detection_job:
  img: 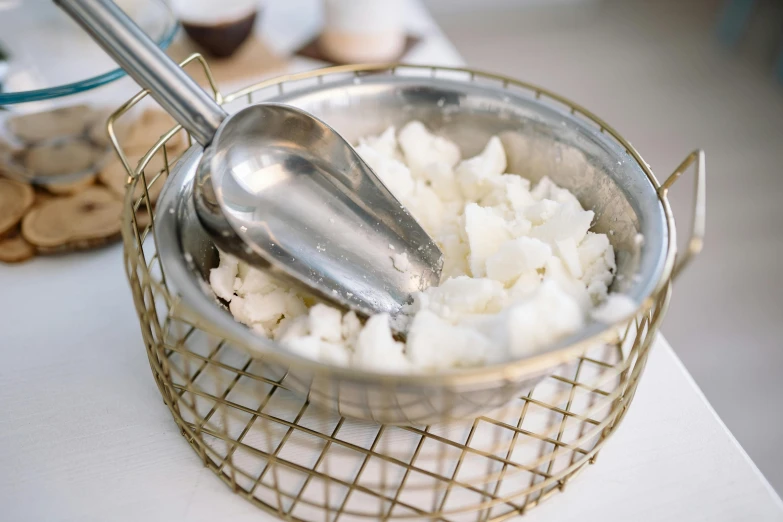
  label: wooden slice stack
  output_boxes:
[0,108,187,264]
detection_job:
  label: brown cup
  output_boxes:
[181,10,258,58]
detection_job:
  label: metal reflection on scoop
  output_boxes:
[56,0,443,323]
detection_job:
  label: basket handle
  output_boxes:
[55,0,226,146]
[658,150,706,281]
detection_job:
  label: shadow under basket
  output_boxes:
[112,58,704,520]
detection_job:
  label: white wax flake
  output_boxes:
[243,289,289,323]
[472,280,585,358]
[352,314,410,372]
[210,121,627,372]
[414,276,505,321]
[508,270,542,300]
[209,251,238,302]
[591,294,638,323]
[356,143,414,198]
[360,126,399,160]
[407,310,498,368]
[455,136,507,200]
[486,237,551,285]
[524,199,560,225]
[556,238,583,279]
[392,252,411,273]
[530,204,594,246]
[399,120,461,177]
[464,203,511,277]
[341,311,362,346]
[234,267,277,297]
[308,304,343,343]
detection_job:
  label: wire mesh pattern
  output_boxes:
[113,59,682,520]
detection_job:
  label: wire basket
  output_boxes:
[111,57,703,520]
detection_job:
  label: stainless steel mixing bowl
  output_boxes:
[149,64,704,425]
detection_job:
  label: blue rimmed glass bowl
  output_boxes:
[0,0,177,105]
[0,0,177,186]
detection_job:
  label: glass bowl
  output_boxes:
[0,0,177,105]
[0,0,177,187]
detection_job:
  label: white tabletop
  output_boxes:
[2,1,782,521]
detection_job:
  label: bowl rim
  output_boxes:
[138,63,680,388]
[0,0,178,105]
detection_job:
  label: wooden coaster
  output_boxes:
[21,186,123,254]
[8,105,96,144]
[0,227,35,264]
[167,34,286,88]
[294,34,421,65]
[0,178,34,236]
[0,108,188,264]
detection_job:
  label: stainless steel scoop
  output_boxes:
[56,0,443,322]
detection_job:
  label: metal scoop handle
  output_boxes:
[55,0,226,146]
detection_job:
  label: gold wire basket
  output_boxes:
[111,57,704,520]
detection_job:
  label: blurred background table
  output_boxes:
[1,0,782,520]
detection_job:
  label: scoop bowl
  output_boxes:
[194,102,443,325]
